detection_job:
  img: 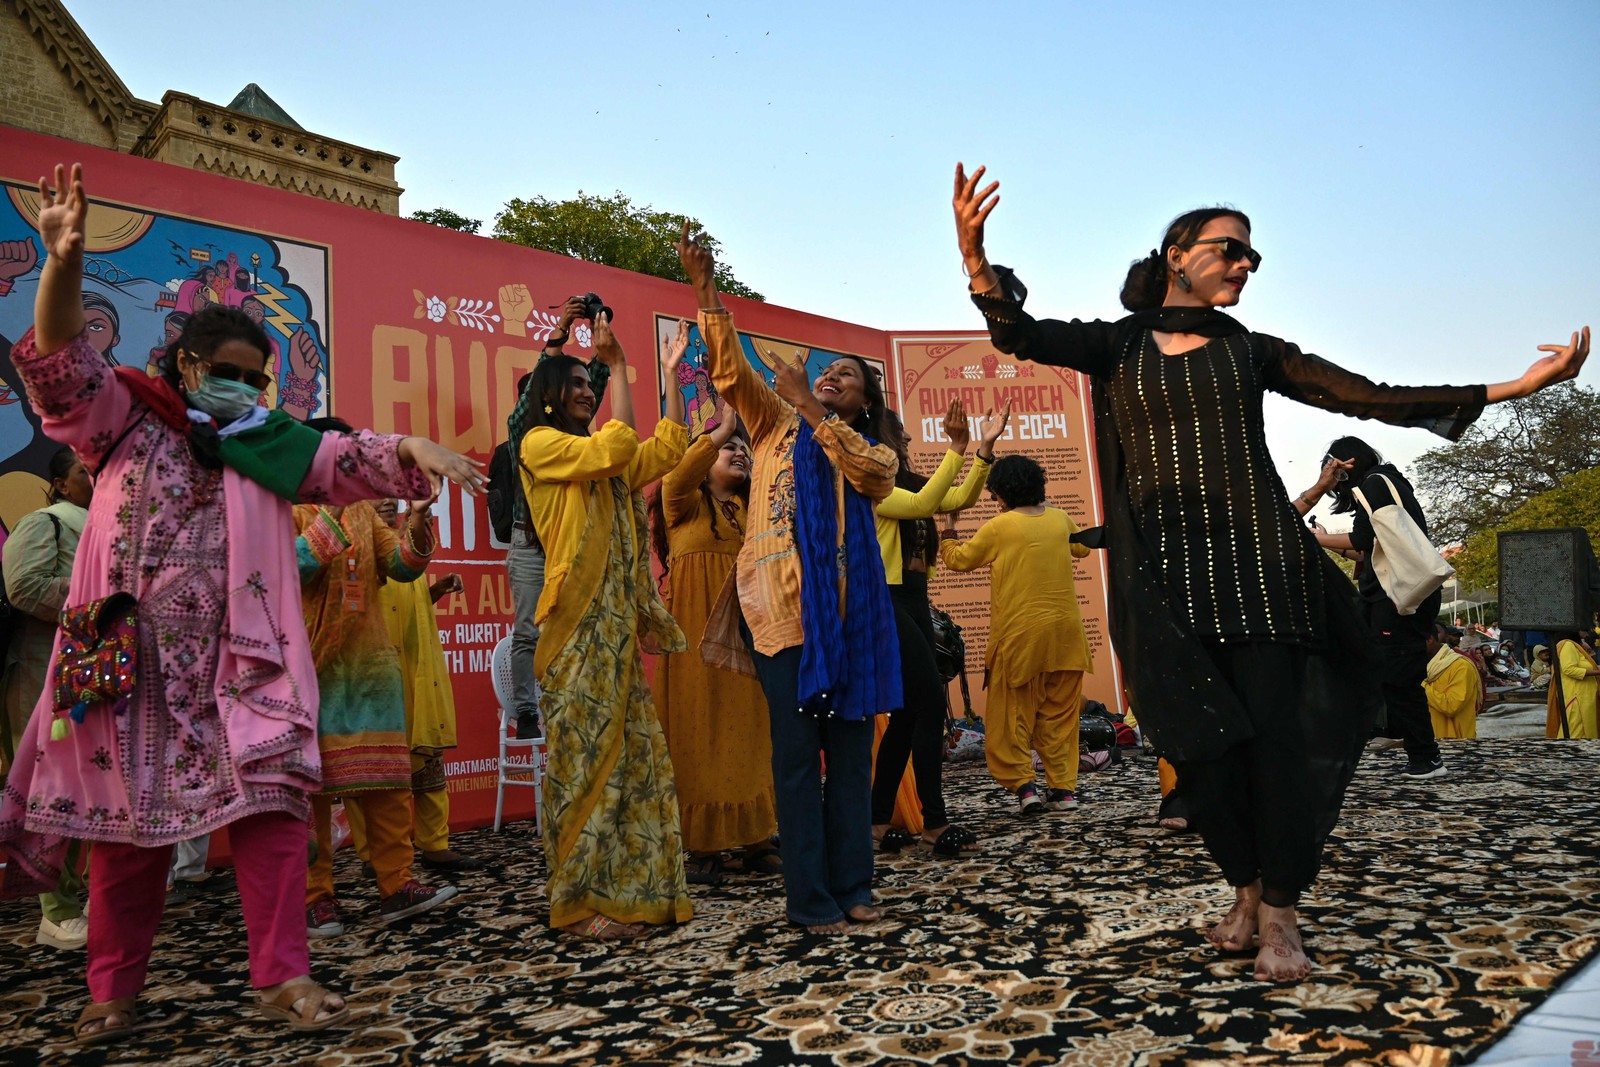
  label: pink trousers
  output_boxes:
[86,809,311,1000]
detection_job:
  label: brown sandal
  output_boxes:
[563,915,651,941]
[74,998,186,1047]
[256,979,351,1032]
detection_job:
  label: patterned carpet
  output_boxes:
[2,739,1598,1066]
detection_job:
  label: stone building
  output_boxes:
[0,0,402,213]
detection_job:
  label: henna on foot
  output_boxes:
[1206,881,1261,953]
[1254,903,1311,981]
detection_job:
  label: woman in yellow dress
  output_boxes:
[650,347,779,882]
[1547,630,1599,739]
[938,454,1093,813]
[517,313,691,940]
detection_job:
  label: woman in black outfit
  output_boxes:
[1303,437,1446,779]
[951,162,1588,981]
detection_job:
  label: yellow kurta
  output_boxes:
[521,416,693,929]
[938,508,1093,686]
[1547,639,1599,739]
[1424,650,1481,740]
[651,434,777,853]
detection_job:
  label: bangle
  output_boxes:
[939,529,959,541]
[960,257,989,279]
[1298,493,1315,508]
[976,450,994,464]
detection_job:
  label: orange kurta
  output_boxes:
[651,435,777,853]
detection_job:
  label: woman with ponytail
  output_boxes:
[676,224,900,935]
[952,162,1588,981]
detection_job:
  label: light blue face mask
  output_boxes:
[188,374,264,423]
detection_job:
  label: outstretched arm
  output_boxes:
[660,318,689,425]
[678,222,785,440]
[1483,327,1589,402]
[591,314,633,430]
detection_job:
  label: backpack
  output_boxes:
[486,440,520,544]
[0,511,63,666]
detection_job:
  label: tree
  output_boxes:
[1450,464,1600,592]
[492,192,764,301]
[1413,383,1600,547]
[410,208,481,234]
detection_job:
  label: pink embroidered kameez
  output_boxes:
[0,329,429,893]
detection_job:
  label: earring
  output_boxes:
[1176,269,1193,292]
[543,404,554,414]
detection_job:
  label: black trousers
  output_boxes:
[1173,642,1321,908]
[869,574,949,829]
[1363,594,1441,766]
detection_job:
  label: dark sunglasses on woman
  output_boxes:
[203,361,274,391]
[1185,236,1262,272]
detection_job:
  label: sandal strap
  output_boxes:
[265,979,337,1022]
[939,825,978,847]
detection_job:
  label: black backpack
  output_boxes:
[486,440,520,544]
[0,511,63,666]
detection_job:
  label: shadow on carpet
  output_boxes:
[2,739,1598,1066]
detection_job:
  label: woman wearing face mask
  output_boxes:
[0,446,94,952]
[952,163,1588,981]
[0,164,485,1045]
[518,315,692,941]
[649,363,778,885]
[677,225,901,935]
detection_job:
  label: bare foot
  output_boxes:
[805,919,850,934]
[1206,882,1261,953]
[1254,903,1311,981]
[847,904,885,923]
[1158,817,1189,832]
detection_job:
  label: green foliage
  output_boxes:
[410,208,482,234]
[492,192,764,301]
[1451,464,1600,590]
[1413,383,1600,546]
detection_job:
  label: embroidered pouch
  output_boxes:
[52,592,139,733]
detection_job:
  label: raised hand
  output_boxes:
[591,312,625,367]
[979,397,1013,453]
[942,397,970,453]
[773,352,814,410]
[661,318,690,374]
[37,163,87,264]
[676,221,720,305]
[398,437,487,496]
[708,397,737,446]
[497,283,534,337]
[953,163,1000,269]
[289,328,322,380]
[1523,327,1590,393]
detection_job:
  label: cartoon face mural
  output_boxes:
[0,182,332,531]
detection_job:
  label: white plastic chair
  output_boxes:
[489,633,546,833]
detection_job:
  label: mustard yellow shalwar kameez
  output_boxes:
[940,507,1093,793]
[1547,639,1599,739]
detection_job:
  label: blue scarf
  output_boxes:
[791,419,902,719]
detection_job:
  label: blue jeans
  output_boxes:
[750,644,875,926]
[506,537,545,724]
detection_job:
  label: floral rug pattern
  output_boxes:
[1,739,1597,1066]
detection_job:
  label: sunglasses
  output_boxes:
[202,361,273,391]
[1186,236,1262,272]
[1322,453,1349,481]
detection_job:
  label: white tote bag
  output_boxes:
[1352,473,1455,615]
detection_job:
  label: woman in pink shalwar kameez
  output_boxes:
[0,164,487,1045]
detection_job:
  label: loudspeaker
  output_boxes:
[1497,527,1599,631]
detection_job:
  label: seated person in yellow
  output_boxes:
[1547,630,1599,739]
[938,455,1092,814]
[1423,623,1482,740]
[517,313,692,941]
[870,398,1007,858]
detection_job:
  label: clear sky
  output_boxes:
[70,0,1599,531]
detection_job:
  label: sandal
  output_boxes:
[875,828,916,854]
[926,824,979,858]
[256,979,351,1032]
[736,845,783,876]
[75,998,186,1047]
[564,915,650,941]
[685,852,724,885]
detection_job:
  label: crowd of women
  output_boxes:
[0,159,1589,1048]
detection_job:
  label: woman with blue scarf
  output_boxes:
[677,225,901,934]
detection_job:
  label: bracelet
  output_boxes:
[939,529,959,541]
[976,450,994,464]
[960,257,989,279]
[279,372,320,411]
[404,515,436,557]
